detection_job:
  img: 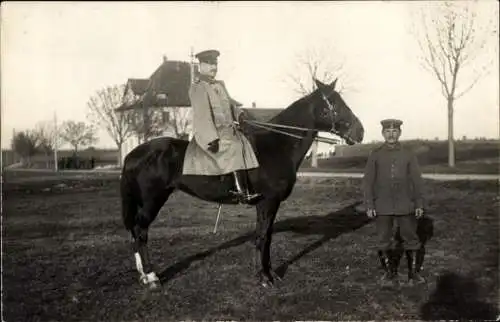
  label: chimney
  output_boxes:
[162,55,168,63]
[252,102,256,108]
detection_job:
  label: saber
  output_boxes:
[213,203,223,234]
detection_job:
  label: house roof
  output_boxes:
[125,78,149,96]
[115,100,165,112]
[242,108,284,122]
[116,57,246,112]
[115,101,140,112]
[144,60,193,107]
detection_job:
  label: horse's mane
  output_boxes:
[270,91,316,124]
[241,90,317,139]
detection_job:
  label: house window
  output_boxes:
[162,110,170,123]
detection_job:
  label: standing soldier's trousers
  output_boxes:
[376,214,420,251]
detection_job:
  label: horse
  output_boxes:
[120,78,364,290]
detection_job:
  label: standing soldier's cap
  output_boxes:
[381,119,403,129]
[195,49,220,64]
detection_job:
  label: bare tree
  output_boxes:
[287,45,356,96]
[60,120,98,153]
[11,130,39,167]
[411,1,498,167]
[33,120,56,168]
[163,107,192,140]
[287,45,355,167]
[87,85,135,166]
[128,108,164,143]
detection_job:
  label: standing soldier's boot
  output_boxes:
[378,250,388,270]
[391,246,404,278]
[379,250,397,286]
[231,171,262,204]
[406,250,425,285]
[416,246,426,273]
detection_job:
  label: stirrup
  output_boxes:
[244,192,262,203]
[230,190,262,204]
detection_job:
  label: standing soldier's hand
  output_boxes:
[366,208,377,218]
[415,208,424,218]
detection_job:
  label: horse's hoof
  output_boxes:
[258,271,276,288]
[150,280,162,289]
[270,270,283,282]
[147,281,163,293]
[260,279,275,288]
[139,272,162,292]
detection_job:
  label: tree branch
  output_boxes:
[87,84,135,148]
[287,46,352,95]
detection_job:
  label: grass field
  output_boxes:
[3,175,499,321]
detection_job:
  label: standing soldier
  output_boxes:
[182,49,262,204]
[363,119,426,285]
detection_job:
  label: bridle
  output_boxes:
[241,88,343,141]
[320,89,341,136]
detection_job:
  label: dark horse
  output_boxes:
[120,78,364,290]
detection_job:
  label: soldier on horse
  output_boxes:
[182,49,261,204]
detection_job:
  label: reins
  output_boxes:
[237,87,343,144]
[240,120,312,139]
[239,119,341,144]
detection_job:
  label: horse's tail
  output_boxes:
[120,155,140,232]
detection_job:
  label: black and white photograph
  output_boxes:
[1,1,499,321]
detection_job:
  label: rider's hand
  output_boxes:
[207,139,219,153]
[367,208,377,218]
[238,109,250,124]
[232,121,242,131]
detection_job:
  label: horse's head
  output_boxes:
[312,78,364,145]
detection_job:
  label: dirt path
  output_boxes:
[4,169,499,184]
[298,172,500,181]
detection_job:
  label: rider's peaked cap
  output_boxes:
[380,119,403,130]
[195,49,220,64]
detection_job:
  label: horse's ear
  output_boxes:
[314,78,326,90]
[329,78,338,90]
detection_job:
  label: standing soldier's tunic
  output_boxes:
[363,143,424,251]
[182,77,259,176]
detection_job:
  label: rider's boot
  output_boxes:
[231,171,262,204]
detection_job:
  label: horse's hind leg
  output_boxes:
[132,188,173,290]
[254,198,281,287]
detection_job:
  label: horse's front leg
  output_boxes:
[254,198,281,287]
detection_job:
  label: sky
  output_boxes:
[2,1,499,152]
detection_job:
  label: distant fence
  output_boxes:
[2,149,119,169]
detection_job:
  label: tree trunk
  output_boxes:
[143,104,150,142]
[311,140,318,168]
[447,97,455,167]
[117,143,123,167]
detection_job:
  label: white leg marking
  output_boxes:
[134,252,146,279]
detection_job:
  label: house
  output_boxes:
[116,56,197,161]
